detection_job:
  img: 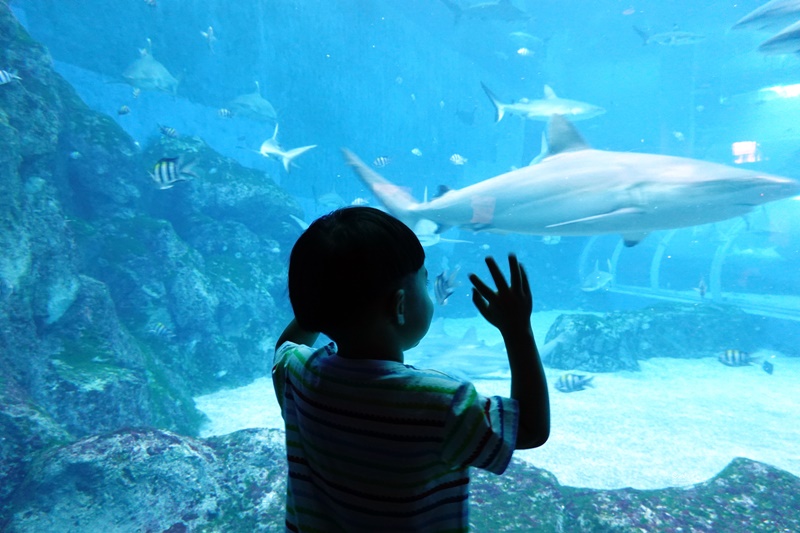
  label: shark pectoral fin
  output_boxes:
[622,232,649,247]
[545,207,645,229]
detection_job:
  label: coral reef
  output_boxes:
[0,5,301,518]
[3,427,798,532]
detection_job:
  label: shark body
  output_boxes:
[342,115,799,246]
[481,83,605,122]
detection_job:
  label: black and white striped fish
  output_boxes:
[158,124,178,138]
[555,372,594,393]
[0,69,21,85]
[372,156,391,168]
[718,349,754,367]
[149,157,197,189]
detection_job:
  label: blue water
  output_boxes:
[8,0,800,519]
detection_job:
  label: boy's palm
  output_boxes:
[469,255,533,333]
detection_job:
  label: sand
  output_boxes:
[194,311,800,490]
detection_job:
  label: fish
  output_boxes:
[228,81,277,123]
[315,186,347,212]
[257,123,316,172]
[439,0,530,24]
[481,83,605,123]
[541,235,561,245]
[0,69,21,85]
[132,87,141,99]
[143,0,157,6]
[433,266,460,305]
[555,373,594,393]
[200,26,217,52]
[758,19,800,54]
[450,153,468,165]
[218,108,233,118]
[411,148,423,157]
[351,197,370,206]
[373,156,391,167]
[694,275,707,298]
[581,259,613,292]
[149,157,198,190]
[731,0,800,31]
[762,360,774,374]
[68,151,82,160]
[341,115,800,247]
[718,349,755,367]
[117,105,131,115]
[121,40,179,94]
[455,104,477,125]
[633,26,706,46]
[158,124,178,138]
[148,322,175,338]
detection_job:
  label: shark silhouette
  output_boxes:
[342,115,799,246]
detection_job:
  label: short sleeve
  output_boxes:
[272,341,301,412]
[440,382,519,475]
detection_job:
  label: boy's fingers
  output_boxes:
[485,256,509,292]
[471,288,490,318]
[469,273,494,301]
[508,254,521,292]
[519,263,531,298]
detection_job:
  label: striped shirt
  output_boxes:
[272,341,519,532]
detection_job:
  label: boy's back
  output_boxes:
[273,341,518,532]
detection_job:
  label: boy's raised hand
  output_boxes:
[469,254,533,333]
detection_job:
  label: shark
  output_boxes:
[632,27,707,46]
[439,0,530,24]
[257,123,316,172]
[481,83,605,122]
[731,0,800,31]
[228,81,277,123]
[342,115,800,247]
[758,19,800,53]
[581,260,614,292]
[121,40,179,94]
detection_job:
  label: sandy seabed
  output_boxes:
[195,311,800,490]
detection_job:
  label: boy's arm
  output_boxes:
[469,255,550,450]
[275,318,320,352]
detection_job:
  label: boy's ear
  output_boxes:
[392,289,406,326]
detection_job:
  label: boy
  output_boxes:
[273,207,549,532]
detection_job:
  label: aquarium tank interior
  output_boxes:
[1,0,799,531]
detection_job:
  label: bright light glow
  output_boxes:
[761,83,800,99]
[731,141,761,164]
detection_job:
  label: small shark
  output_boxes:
[122,39,179,94]
[581,259,614,292]
[481,83,605,122]
[257,124,316,172]
[633,26,706,46]
[229,81,277,123]
[342,115,800,247]
[731,0,800,31]
[758,19,800,54]
[439,0,530,24]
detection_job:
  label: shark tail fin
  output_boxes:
[633,26,649,45]
[342,148,420,219]
[480,82,505,123]
[281,145,317,172]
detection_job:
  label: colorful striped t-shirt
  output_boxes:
[272,341,519,532]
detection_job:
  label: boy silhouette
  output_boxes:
[273,206,549,532]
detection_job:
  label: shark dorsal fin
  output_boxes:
[547,115,590,155]
[543,85,557,99]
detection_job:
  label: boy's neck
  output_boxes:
[334,327,405,363]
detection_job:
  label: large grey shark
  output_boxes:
[439,0,530,24]
[481,83,605,122]
[342,115,799,247]
[758,19,800,53]
[731,0,800,31]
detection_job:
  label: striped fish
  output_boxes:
[0,69,21,85]
[158,124,178,138]
[718,349,754,367]
[118,105,131,115]
[555,372,594,393]
[218,108,233,118]
[372,156,391,168]
[149,157,197,189]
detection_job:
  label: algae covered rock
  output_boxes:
[543,303,764,372]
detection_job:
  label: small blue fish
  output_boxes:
[762,360,774,375]
[555,373,594,393]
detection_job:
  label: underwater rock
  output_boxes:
[543,303,764,372]
[3,427,798,532]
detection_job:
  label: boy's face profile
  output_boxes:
[397,267,434,351]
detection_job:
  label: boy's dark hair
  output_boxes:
[288,206,425,336]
